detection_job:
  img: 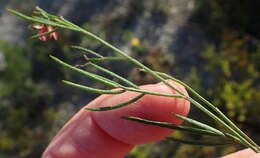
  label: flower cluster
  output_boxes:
[33,24,58,41]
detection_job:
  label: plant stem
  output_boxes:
[156,71,260,152]
[188,97,258,151]
[75,28,260,151]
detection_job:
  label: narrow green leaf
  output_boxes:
[71,46,103,58]
[8,9,62,27]
[122,116,223,136]
[8,9,35,21]
[138,69,183,94]
[31,28,58,39]
[33,11,49,19]
[8,9,79,32]
[62,80,125,94]
[35,7,73,27]
[33,16,71,28]
[88,57,127,62]
[89,63,137,88]
[35,6,60,20]
[225,133,243,144]
[167,137,232,146]
[89,72,121,88]
[86,94,144,111]
[157,71,260,151]
[50,55,120,88]
[35,6,49,19]
[122,86,185,98]
[60,16,83,30]
[175,114,225,136]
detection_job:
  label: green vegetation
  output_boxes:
[0,41,55,158]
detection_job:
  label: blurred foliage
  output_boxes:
[0,36,89,157]
[191,0,260,39]
[0,41,56,158]
[1,0,260,157]
[202,31,260,123]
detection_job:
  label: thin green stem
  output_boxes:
[50,55,120,88]
[88,62,137,88]
[70,27,185,95]
[51,56,182,101]
[188,97,258,151]
[8,9,77,31]
[156,71,260,151]
[122,116,224,137]
[120,86,184,98]
[62,80,125,94]
[87,57,127,62]
[31,28,58,39]
[71,46,104,58]
[86,94,145,111]
[175,114,225,136]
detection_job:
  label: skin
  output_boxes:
[42,81,260,158]
[222,148,260,158]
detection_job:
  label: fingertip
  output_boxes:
[222,148,256,158]
[91,81,190,144]
[43,81,191,158]
[250,153,260,158]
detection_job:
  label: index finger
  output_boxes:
[42,81,190,158]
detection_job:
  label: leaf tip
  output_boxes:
[85,107,100,111]
[49,55,55,59]
[7,9,15,14]
[121,116,130,119]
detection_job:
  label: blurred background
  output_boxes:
[0,0,260,157]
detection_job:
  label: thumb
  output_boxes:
[42,81,190,158]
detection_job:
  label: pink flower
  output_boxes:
[33,24,58,41]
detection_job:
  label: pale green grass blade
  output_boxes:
[86,94,144,111]
[62,80,125,94]
[122,116,223,136]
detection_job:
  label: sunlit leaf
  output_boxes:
[86,94,144,111]
[62,80,125,94]
[122,116,223,136]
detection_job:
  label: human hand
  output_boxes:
[222,148,260,158]
[42,81,259,158]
